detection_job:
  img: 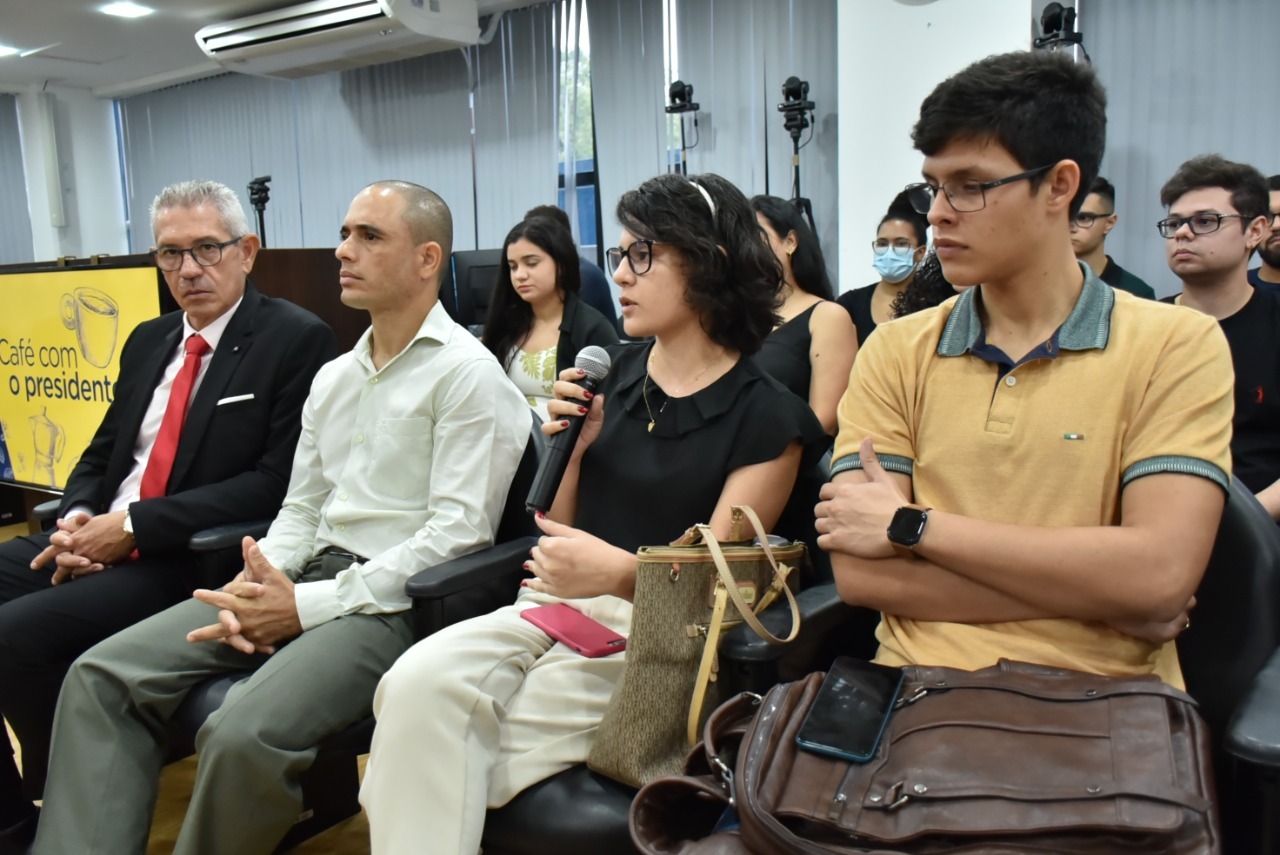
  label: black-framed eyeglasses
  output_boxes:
[152,237,243,272]
[606,240,659,276]
[1156,213,1248,239]
[904,164,1056,215]
[1070,212,1111,230]
[1270,210,1280,224]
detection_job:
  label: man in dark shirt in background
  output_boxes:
[1158,155,1280,517]
[1071,176,1155,299]
[1246,174,1280,290]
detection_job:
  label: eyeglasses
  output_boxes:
[1070,212,1111,230]
[872,239,916,256]
[904,164,1056,215]
[1156,213,1248,239]
[606,240,660,276]
[152,237,243,271]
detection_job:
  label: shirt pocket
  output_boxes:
[371,416,434,500]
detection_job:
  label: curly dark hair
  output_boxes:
[482,216,582,371]
[912,51,1107,217]
[616,172,781,356]
[891,249,956,318]
[749,195,834,301]
[880,191,929,246]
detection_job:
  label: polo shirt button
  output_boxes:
[1005,375,1017,387]
[339,492,348,501]
[337,523,345,531]
[370,377,378,384]
[356,434,365,444]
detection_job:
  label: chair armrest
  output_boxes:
[406,536,536,639]
[34,499,61,525]
[187,520,274,552]
[720,583,855,663]
[1226,646,1280,769]
[405,537,537,600]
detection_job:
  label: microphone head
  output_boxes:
[575,346,612,383]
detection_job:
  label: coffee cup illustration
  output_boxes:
[61,287,119,369]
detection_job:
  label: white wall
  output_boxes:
[17,87,129,262]
[837,0,1032,292]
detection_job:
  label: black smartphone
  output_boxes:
[795,656,905,763]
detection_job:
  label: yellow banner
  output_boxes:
[0,266,162,490]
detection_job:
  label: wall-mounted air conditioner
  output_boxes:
[195,0,481,79]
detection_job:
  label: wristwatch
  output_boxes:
[122,509,135,537]
[886,505,930,556]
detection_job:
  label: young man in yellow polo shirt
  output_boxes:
[814,50,1233,689]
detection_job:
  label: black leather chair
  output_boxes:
[442,249,503,332]
[403,453,836,855]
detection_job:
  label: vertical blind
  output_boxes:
[1082,0,1280,297]
[675,0,838,280]
[118,3,559,253]
[0,95,35,264]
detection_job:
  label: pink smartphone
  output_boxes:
[520,603,628,657]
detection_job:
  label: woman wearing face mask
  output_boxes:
[750,195,858,435]
[837,197,929,344]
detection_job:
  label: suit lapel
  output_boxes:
[166,286,261,490]
[101,320,182,502]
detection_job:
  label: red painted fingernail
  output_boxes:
[582,390,594,399]
[522,561,532,570]
[577,405,589,414]
[520,580,530,588]
[560,420,570,427]
[577,368,587,376]
[535,511,546,520]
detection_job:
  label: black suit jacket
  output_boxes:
[555,294,619,375]
[59,282,338,555]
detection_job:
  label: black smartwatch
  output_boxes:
[887,506,931,554]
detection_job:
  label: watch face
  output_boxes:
[887,507,928,547]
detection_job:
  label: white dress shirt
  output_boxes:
[258,302,530,630]
[66,299,243,519]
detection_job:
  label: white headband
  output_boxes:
[689,181,716,217]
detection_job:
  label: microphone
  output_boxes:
[526,346,612,515]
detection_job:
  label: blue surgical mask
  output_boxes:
[872,245,916,283]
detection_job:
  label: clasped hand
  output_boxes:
[186,537,302,655]
[31,511,136,584]
[814,437,909,559]
[523,513,635,600]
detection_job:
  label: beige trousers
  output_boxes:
[360,590,633,855]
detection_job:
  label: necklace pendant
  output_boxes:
[647,420,655,433]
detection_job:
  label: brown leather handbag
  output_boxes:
[631,659,1221,854]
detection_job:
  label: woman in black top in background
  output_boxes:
[838,195,929,344]
[750,195,857,434]
[483,216,616,421]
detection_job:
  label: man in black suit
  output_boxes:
[0,179,336,852]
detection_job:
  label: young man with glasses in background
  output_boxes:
[1246,174,1280,291]
[815,51,1233,690]
[0,180,336,853]
[1159,155,1280,519]
[1071,175,1155,298]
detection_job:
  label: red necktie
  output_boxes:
[139,334,210,500]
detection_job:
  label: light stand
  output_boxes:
[247,176,272,248]
[1034,2,1089,63]
[777,76,816,233]
[665,80,700,176]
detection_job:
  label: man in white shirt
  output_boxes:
[0,180,335,854]
[33,181,530,855]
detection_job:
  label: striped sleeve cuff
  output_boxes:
[831,452,914,478]
[1122,455,1229,492]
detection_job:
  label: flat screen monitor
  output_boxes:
[447,249,503,331]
